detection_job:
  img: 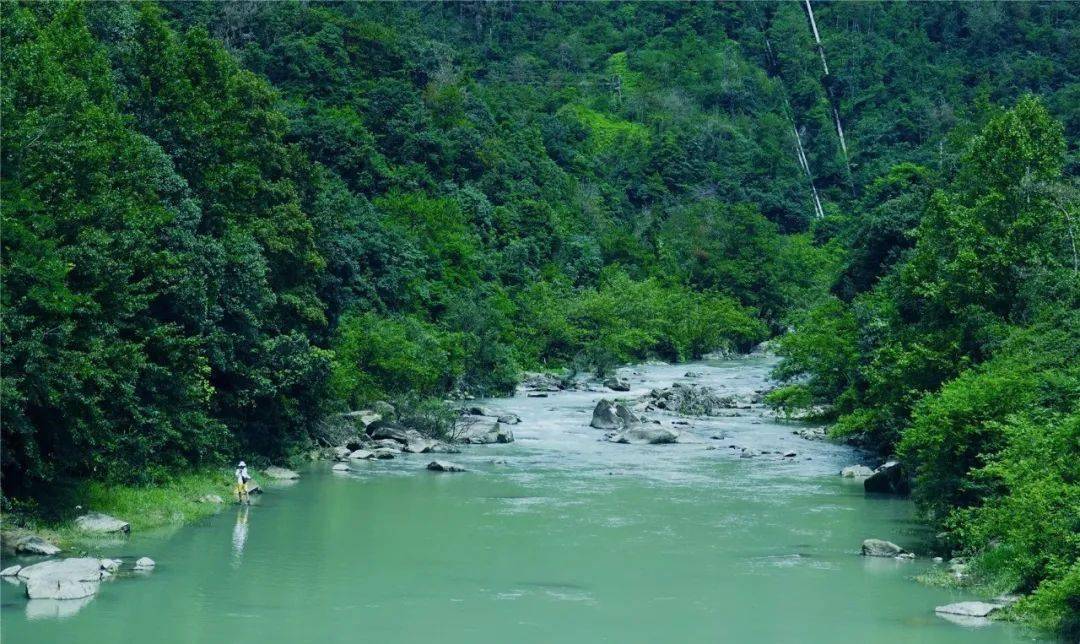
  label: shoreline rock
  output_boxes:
[75,513,130,535]
[263,466,300,480]
[864,461,909,495]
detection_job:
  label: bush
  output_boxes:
[330,311,459,406]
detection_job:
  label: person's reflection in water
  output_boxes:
[231,504,250,567]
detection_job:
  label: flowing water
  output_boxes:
[1,356,1047,643]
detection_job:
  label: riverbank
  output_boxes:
[2,469,234,554]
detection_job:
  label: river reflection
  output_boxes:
[231,504,250,566]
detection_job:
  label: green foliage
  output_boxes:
[773,96,1079,634]
[330,312,458,406]
[3,6,1077,633]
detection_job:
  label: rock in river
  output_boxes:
[1,564,22,577]
[18,558,105,600]
[75,513,130,534]
[427,460,466,473]
[461,420,514,444]
[590,399,621,430]
[332,463,350,471]
[607,426,679,445]
[861,539,906,557]
[935,602,1001,618]
[134,557,155,571]
[264,466,300,480]
[497,413,521,425]
[348,449,375,460]
[604,377,630,392]
[864,461,909,494]
[841,465,874,478]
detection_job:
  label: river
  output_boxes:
[0,356,1046,642]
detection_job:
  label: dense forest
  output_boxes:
[1,1,1077,634]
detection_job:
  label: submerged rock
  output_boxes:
[840,465,874,478]
[427,460,466,473]
[75,513,130,534]
[332,463,350,471]
[935,602,1001,618]
[607,426,679,445]
[861,539,906,557]
[134,557,155,570]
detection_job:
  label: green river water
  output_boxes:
[1,356,1047,643]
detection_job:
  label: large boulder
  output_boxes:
[401,430,437,453]
[348,449,375,460]
[604,377,630,392]
[75,513,130,534]
[133,557,155,571]
[366,420,410,442]
[332,446,353,461]
[864,461,910,494]
[18,558,105,600]
[645,384,737,416]
[608,426,679,445]
[861,539,906,557]
[371,448,396,460]
[841,465,874,478]
[497,413,521,425]
[370,401,396,419]
[461,420,514,444]
[340,409,382,428]
[264,466,300,480]
[343,435,374,451]
[1,564,22,576]
[590,399,621,430]
[519,372,563,392]
[427,461,466,472]
[14,535,61,556]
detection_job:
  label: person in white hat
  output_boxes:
[234,461,251,504]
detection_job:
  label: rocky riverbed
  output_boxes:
[0,355,1042,643]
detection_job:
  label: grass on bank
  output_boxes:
[3,468,236,550]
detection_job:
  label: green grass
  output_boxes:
[3,468,236,550]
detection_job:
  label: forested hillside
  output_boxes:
[2,3,1077,629]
